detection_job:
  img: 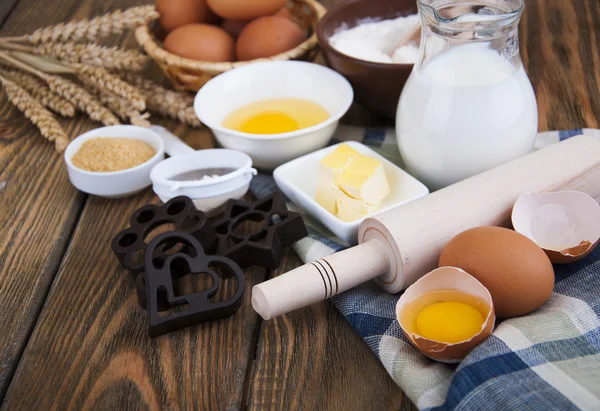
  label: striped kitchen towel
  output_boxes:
[250,127,600,411]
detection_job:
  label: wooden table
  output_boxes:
[0,0,598,409]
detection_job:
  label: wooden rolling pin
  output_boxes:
[252,135,600,320]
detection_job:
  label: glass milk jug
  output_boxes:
[396,0,538,190]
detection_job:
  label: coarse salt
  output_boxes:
[328,15,421,64]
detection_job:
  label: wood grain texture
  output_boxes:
[0,0,19,27]
[0,0,97,397]
[3,184,269,410]
[0,0,217,405]
[520,0,600,131]
[2,0,600,409]
[247,251,414,411]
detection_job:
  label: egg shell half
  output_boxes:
[439,226,555,319]
[512,191,600,263]
[396,266,495,363]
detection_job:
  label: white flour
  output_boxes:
[328,15,421,64]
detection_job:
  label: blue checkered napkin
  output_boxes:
[250,128,600,411]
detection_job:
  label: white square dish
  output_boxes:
[273,141,429,244]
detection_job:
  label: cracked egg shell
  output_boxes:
[512,191,600,264]
[396,267,495,363]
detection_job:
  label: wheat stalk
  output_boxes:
[120,73,202,128]
[25,6,159,44]
[2,69,75,117]
[0,74,69,151]
[73,64,145,111]
[145,89,201,127]
[177,106,203,128]
[0,51,119,126]
[44,75,120,126]
[34,42,148,71]
[97,90,150,127]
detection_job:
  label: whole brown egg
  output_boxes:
[207,0,286,20]
[439,226,555,319]
[236,16,306,61]
[156,0,213,32]
[163,24,235,62]
[220,19,249,38]
[273,6,295,22]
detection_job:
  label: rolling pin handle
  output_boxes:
[252,240,391,320]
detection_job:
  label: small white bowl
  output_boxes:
[274,141,429,244]
[64,125,164,198]
[194,61,354,170]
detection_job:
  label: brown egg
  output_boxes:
[156,0,212,32]
[163,24,235,62]
[439,226,555,319]
[273,6,295,22]
[207,0,286,20]
[220,19,249,38]
[236,16,306,61]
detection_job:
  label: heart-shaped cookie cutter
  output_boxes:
[143,231,245,337]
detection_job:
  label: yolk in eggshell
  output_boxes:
[416,301,484,344]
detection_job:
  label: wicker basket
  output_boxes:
[135,0,327,92]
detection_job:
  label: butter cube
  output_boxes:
[315,144,390,221]
[337,155,390,204]
[316,144,361,213]
[336,191,382,222]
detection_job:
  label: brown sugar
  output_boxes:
[71,137,156,172]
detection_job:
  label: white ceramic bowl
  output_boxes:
[274,141,429,244]
[194,61,354,170]
[64,125,164,198]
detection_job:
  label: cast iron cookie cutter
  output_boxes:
[143,231,245,337]
[210,192,308,269]
[111,196,217,279]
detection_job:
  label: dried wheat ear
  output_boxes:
[0,74,69,152]
[26,6,159,44]
[0,4,208,155]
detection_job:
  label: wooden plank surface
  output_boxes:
[0,0,19,27]
[520,0,600,130]
[2,184,269,410]
[0,0,410,408]
[247,252,414,410]
[0,0,96,397]
[1,0,599,410]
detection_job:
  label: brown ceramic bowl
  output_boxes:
[317,0,418,119]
